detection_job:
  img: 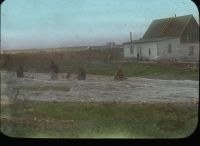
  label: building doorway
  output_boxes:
[137,46,142,60]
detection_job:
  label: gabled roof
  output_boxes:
[123,37,176,44]
[133,37,172,43]
[142,14,194,39]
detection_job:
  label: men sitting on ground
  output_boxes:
[77,67,86,80]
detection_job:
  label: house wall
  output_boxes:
[134,42,158,59]
[179,43,199,61]
[157,38,180,59]
[157,38,199,61]
[123,42,158,59]
[123,44,135,58]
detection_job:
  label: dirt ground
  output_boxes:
[1,71,199,104]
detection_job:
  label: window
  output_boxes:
[168,44,172,54]
[130,45,134,54]
[189,46,194,56]
[148,48,151,56]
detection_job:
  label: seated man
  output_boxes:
[77,67,86,80]
[16,66,24,78]
[49,61,59,80]
[66,72,71,79]
[114,67,124,81]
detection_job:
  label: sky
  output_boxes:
[1,0,199,50]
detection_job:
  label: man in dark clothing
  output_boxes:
[16,66,24,78]
[66,72,71,79]
[137,53,139,61]
[77,67,86,80]
[49,61,59,80]
[114,67,124,81]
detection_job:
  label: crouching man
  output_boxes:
[77,67,86,80]
[16,66,24,78]
[114,67,125,81]
[49,61,59,80]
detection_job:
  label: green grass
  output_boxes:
[1,100,198,138]
[84,62,199,80]
[2,60,198,80]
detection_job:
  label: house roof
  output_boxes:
[123,37,176,44]
[142,14,193,39]
[132,37,173,43]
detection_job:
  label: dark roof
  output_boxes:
[142,14,193,39]
[123,37,176,44]
[133,37,173,43]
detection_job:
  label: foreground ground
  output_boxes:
[1,71,199,138]
[1,101,198,138]
[1,71,199,103]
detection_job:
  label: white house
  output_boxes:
[123,14,199,61]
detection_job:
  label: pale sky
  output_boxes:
[1,0,199,50]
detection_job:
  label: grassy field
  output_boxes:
[1,53,199,138]
[1,100,198,138]
[82,62,199,80]
[1,60,199,80]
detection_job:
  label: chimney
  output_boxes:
[130,32,133,43]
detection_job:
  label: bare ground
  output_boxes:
[1,71,199,104]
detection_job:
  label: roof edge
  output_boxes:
[179,14,193,37]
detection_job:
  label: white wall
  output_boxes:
[179,43,199,61]
[123,38,199,61]
[123,42,157,59]
[157,38,199,61]
[123,44,135,58]
[134,42,158,59]
[157,38,180,59]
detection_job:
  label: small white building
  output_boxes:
[123,14,199,61]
